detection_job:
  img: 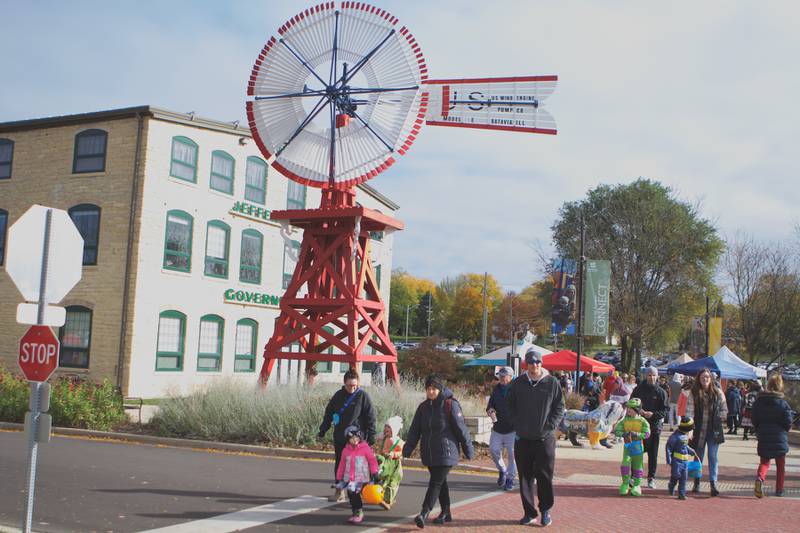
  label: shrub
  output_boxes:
[151,378,486,446]
[0,366,29,423]
[0,367,125,431]
[398,337,464,382]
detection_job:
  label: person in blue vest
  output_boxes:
[486,366,516,491]
[319,369,377,502]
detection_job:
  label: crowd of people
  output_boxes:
[315,354,794,527]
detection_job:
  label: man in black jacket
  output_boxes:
[631,366,669,489]
[319,370,377,502]
[508,349,565,528]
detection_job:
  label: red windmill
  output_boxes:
[247,2,558,386]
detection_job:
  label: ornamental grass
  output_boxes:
[150,378,486,447]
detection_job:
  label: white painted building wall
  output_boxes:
[126,118,395,398]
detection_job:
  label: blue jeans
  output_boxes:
[695,438,719,483]
[489,430,517,481]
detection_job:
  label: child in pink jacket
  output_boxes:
[336,425,380,523]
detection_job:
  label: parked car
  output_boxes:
[456,344,475,354]
[446,344,459,352]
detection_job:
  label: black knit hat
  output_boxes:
[678,417,695,433]
[424,374,444,391]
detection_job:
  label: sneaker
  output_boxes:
[668,481,675,496]
[647,478,656,489]
[754,478,764,499]
[678,493,686,500]
[379,500,391,510]
[519,515,536,525]
[497,471,506,487]
[541,510,552,527]
[504,477,515,491]
[775,489,785,497]
[351,511,364,524]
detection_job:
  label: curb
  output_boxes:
[0,422,496,476]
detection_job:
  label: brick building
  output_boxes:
[0,107,397,397]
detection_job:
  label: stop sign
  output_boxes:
[19,326,60,382]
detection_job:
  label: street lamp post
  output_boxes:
[404,304,418,344]
[575,209,586,388]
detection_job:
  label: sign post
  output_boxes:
[6,205,83,533]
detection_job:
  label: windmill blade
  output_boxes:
[246,2,428,189]
[424,75,558,135]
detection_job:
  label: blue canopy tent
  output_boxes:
[669,346,766,380]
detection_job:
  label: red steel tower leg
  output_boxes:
[259,187,403,387]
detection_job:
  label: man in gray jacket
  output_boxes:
[508,348,565,528]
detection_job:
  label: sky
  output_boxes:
[2,1,798,292]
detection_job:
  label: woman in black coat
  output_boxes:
[403,374,474,528]
[752,374,794,498]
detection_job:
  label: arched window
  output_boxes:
[73,129,107,173]
[0,208,7,265]
[282,239,300,289]
[68,204,101,265]
[170,136,198,182]
[240,229,263,284]
[205,220,230,278]
[287,180,306,209]
[210,150,234,194]
[245,156,267,204]
[234,318,258,372]
[156,310,185,371]
[59,306,92,368]
[163,210,193,272]
[198,314,224,371]
[0,138,13,179]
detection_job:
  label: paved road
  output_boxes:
[0,430,493,533]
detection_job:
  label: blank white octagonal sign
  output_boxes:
[6,205,84,304]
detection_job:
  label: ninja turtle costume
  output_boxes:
[613,398,651,496]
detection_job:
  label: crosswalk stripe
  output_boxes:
[137,495,335,533]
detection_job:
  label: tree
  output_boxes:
[389,269,435,336]
[551,179,724,372]
[398,337,464,381]
[494,283,547,342]
[724,234,800,363]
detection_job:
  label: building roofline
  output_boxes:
[0,105,399,210]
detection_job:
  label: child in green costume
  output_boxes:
[376,416,404,509]
[614,398,651,496]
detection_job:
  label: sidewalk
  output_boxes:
[382,483,800,532]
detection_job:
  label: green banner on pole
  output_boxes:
[583,260,610,337]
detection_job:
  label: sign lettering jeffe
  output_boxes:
[230,201,271,221]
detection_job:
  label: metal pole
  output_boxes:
[405,305,410,344]
[23,208,52,533]
[481,272,488,356]
[509,294,514,361]
[426,292,432,337]
[575,209,586,390]
[705,293,710,356]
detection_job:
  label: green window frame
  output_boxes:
[210,150,234,194]
[204,220,230,278]
[0,209,7,265]
[245,156,267,205]
[369,231,384,242]
[234,318,258,372]
[0,138,13,179]
[156,310,185,371]
[374,263,382,290]
[163,210,193,272]
[198,314,224,371]
[58,306,92,369]
[170,136,198,182]
[72,129,107,174]
[282,239,301,289]
[68,204,101,266]
[317,326,334,373]
[239,229,263,284]
[287,180,306,210]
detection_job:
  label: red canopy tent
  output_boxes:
[539,350,615,373]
